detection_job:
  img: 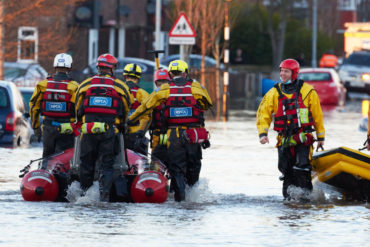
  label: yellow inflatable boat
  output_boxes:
[311,147,370,200]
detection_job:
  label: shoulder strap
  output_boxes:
[273,83,283,98]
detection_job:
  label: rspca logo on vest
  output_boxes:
[45,102,66,112]
[170,107,192,118]
[89,97,112,107]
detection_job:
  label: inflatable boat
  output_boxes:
[20,136,169,203]
[311,147,370,200]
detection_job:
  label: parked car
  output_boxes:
[19,87,43,143]
[338,51,370,94]
[81,57,168,93]
[298,68,346,106]
[160,54,225,70]
[4,62,48,87]
[0,81,32,147]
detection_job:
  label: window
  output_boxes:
[345,53,370,67]
[298,72,332,82]
[0,88,9,108]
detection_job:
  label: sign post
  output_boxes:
[168,12,196,62]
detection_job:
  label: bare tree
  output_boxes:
[2,0,81,71]
[264,0,298,78]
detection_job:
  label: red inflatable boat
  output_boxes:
[20,147,169,203]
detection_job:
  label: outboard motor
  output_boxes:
[20,169,59,201]
[131,171,169,203]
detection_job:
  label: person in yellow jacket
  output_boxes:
[74,54,133,202]
[29,53,78,162]
[148,68,171,167]
[128,60,212,202]
[122,63,150,155]
[256,58,325,201]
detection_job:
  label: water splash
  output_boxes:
[185,178,219,203]
[66,181,100,203]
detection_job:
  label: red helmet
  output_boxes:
[154,68,170,82]
[97,54,117,69]
[279,59,300,80]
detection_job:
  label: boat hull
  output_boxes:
[312,147,370,200]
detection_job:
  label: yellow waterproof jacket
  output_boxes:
[74,75,133,126]
[256,82,325,141]
[126,81,151,133]
[29,77,79,129]
[129,80,213,123]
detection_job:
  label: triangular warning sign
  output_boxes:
[169,12,196,37]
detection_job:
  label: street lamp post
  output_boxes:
[223,0,231,122]
[312,0,317,67]
[155,0,161,50]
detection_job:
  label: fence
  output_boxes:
[190,68,268,119]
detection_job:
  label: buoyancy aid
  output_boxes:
[163,78,204,126]
[82,75,123,119]
[126,80,140,116]
[42,76,73,118]
[151,103,167,131]
[273,81,314,135]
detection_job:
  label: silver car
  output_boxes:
[338,51,370,94]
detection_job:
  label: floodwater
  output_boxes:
[0,100,369,247]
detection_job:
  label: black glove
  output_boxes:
[34,128,42,142]
[133,131,148,154]
[201,140,211,149]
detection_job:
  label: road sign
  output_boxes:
[169,12,196,45]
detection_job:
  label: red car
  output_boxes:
[298,68,346,106]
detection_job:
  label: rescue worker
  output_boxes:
[256,58,325,201]
[128,60,212,202]
[74,54,133,202]
[29,53,78,161]
[122,63,150,155]
[149,68,171,166]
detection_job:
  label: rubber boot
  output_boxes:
[282,175,294,200]
[99,170,114,202]
[172,174,186,202]
[293,169,312,202]
[79,166,94,192]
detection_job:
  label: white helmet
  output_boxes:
[53,53,73,68]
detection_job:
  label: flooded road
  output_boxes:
[0,101,369,247]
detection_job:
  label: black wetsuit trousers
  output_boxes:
[152,142,168,166]
[79,128,118,201]
[278,144,313,199]
[167,128,202,201]
[42,124,74,158]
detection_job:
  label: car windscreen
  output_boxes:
[4,67,27,79]
[344,54,370,66]
[0,87,9,108]
[298,72,332,81]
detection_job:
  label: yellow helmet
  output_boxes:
[169,60,189,73]
[123,63,142,78]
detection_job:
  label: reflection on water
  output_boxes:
[0,103,370,246]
